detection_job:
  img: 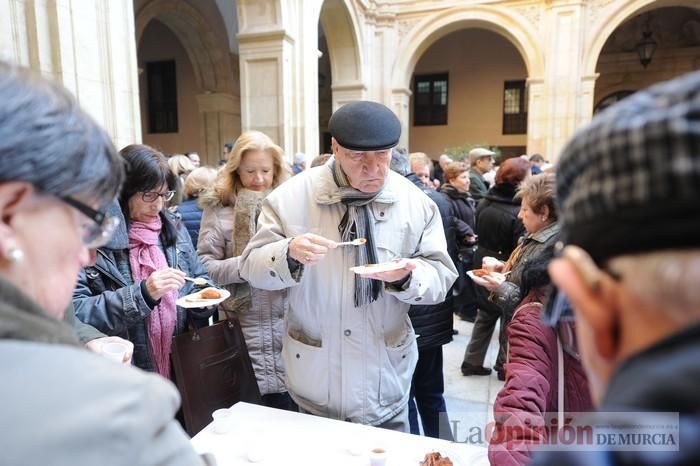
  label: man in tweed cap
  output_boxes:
[532,71,700,464]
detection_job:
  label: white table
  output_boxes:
[191,402,488,466]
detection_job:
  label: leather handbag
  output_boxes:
[171,311,262,435]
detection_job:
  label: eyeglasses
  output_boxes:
[141,191,175,203]
[60,196,119,248]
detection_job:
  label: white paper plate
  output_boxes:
[466,270,506,287]
[350,259,406,275]
[176,287,230,308]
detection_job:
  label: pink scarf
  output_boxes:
[128,216,177,379]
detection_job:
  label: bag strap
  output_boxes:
[186,306,237,341]
[557,331,565,431]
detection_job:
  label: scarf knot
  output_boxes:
[332,160,384,307]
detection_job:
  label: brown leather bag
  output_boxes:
[171,312,262,435]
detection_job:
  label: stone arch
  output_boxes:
[319,0,365,106]
[135,0,232,92]
[583,0,700,76]
[391,5,544,92]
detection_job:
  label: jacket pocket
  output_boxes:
[379,329,418,407]
[282,330,329,407]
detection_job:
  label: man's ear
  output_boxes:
[0,182,35,258]
[549,247,621,360]
[331,137,339,155]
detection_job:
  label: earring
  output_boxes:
[7,247,24,263]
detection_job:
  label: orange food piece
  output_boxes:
[471,268,491,277]
[200,288,222,299]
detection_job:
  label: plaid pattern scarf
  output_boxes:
[331,160,384,307]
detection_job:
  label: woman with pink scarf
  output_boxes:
[73,145,215,377]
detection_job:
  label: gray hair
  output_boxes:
[608,250,700,322]
[0,62,123,207]
[390,148,410,176]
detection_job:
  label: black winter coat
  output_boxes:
[440,184,476,242]
[405,173,456,350]
[474,184,525,265]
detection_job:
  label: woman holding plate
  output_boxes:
[197,130,294,410]
[73,144,215,377]
[469,173,560,381]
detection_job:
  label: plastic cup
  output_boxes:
[482,256,501,272]
[369,447,387,466]
[101,342,128,363]
[211,409,234,434]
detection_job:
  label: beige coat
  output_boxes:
[197,191,287,396]
[240,165,457,425]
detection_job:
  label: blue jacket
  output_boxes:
[178,198,203,249]
[72,205,214,373]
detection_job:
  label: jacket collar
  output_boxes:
[313,162,397,206]
[529,222,560,243]
[104,200,128,250]
[602,322,700,412]
[0,275,80,346]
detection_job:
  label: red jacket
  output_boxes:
[488,298,593,466]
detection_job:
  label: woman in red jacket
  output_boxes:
[488,253,593,466]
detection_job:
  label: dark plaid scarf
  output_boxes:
[331,159,384,307]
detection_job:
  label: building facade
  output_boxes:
[2,0,699,164]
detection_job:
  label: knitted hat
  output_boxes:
[328,101,401,151]
[556,70,700,264]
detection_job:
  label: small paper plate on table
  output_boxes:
[176,287,230,308]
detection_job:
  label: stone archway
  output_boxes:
[318,0,365,153]
[135,0,238,164]
[319,0,366,110]
[390,4,544,151]
[582,0,700,77]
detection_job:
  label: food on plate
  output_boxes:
[200,288,222,299]
[471,268,491,277]
[184,287,222,302]
[420,452,453,466]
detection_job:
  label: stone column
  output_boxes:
[526,78,546,156]
[391,88,411,151]
[0,0,141,149]
[237,0,323,161]
[541,0,586,162]
[577,74,600,128]
[196,92,240,166]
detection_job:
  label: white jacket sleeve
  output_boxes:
[239,199,303,290]
[385,199,458,305]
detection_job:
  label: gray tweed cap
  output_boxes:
[556,70,700,264]
[329,101,401,151]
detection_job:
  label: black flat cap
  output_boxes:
[329,101,401,151]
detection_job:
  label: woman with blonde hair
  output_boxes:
[179,166,217,249]
[197,130,294,410]
[167,154,195,207]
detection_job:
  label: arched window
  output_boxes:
[594,90,635,114]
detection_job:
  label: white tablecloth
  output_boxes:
[191,402,488,466]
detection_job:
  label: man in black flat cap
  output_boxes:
[240,101,457,431]
[530,70,700,465]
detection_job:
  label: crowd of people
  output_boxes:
[3,58,700,466]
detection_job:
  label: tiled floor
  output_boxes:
[425,315,504,443]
